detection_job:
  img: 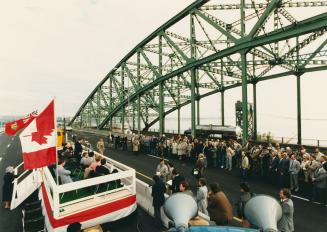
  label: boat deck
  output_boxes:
[59,188,133,217]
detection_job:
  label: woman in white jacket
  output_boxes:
[172,140,178,157]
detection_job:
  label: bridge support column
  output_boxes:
[241,51,248,144]
[137,96,141,135]
[253,82,257,140]
[240,0,248,144]
[190,12,197,138]
[297,74,302,145]
[132,104,135,131]
[177,75,181,135]
[191,68,196,138]
[221,90,225,126]
[137,51,141,135]
[197,99,200,125]
[159,35,165,135]
[178,108,181,135]
[121,65,125,135]
[109,75,113,131]
[159,82,165,135]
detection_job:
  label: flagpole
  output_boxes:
[54,98,59,185]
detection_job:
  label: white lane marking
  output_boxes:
[293,195,327,206]
[292,195,309,201]
[11,137,15,141]
[0,157,2,162]
[146,154,169,162]
[7,144,11,148]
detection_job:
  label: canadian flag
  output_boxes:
[19,100,57,170]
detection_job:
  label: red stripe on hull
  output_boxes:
[41,184,136,228]
[23,147,57,169]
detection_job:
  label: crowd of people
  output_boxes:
[108,133,327,205]
[105,133,326,231]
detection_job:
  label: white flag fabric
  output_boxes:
[19,100,56,170]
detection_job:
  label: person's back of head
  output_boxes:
[153,175,160,183]
[179,180,190,192]
[240,182,250,193]
[210,182,221,194]
[58,159,65,166]
[88,151,94,157]
[95,155,101,162]
[67,222,81,232]
[199,178,207,187]
[281,188,292,199]
[101,158,106,166]
[82,152,88,157]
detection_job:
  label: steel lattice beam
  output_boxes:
[70,0,327,141]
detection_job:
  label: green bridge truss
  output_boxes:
[69,0,327,144]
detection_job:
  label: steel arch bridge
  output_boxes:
[69,0,327,144]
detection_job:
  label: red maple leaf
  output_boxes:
[31,129,53,145]
[29,100,55,145]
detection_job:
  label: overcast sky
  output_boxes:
[0,0,326,142]
[0,0,193,117]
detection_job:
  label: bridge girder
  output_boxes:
[70,0,327,142]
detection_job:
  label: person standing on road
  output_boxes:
[132,136,140,155]
[2,166,17,209]
[151,175,166,228]
[194,153,205,180]
[236,182,252,219]
[241,152,250,181]
[196,178,209,216]
[225,144,234,171]
[97,138,105,155]
[289,154,301,192]
[311,162,327,205]
[277,188,294,232]
[171,169,185,194]
[156,158,169,183]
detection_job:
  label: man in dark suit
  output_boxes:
[171,169,185,194]
[277,188,294,232]
[74,138,83,161]
[269,152,280,185]
[151,175,166,228]
[278,153,290,188]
